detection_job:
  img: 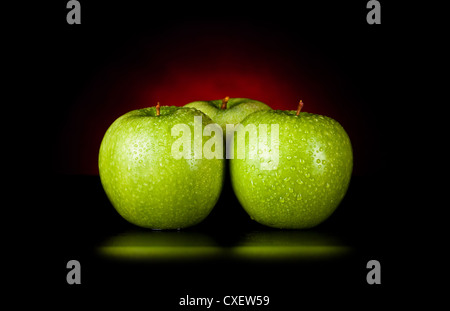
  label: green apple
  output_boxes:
[184,97,272,135]
[98,104,225,229]
[230,101,353,229]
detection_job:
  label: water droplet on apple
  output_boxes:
[296,194,302,200]
[279,197,285,203]
[288,188,294,193]
[316,159,321,164]
[326,183,330,188]
[286,156,292,160]
[305,172,310,178]
[258,174,262,179]
[290,166,296,170]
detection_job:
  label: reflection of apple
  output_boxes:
[230,101,353,229]
[99,230,221,261]
[234,230,350,260]
[185,97,272,135]
[98,104,224,229]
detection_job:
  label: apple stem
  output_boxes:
[156,102,160,116]
[296,100,304,116]
[221,96,230,110]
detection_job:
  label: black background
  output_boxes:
[12,1,426,308]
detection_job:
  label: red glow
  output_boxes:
[56,26,369,175]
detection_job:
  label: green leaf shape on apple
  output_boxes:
[230,101,353,229]
[99,104,225,229]
[185,97,272,135]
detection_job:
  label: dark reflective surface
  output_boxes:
[44,174,396,308]
[98,229,352,262]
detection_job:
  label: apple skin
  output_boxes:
[98,106,224,229]
[185,98,272,134]
[230,110,353,229]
